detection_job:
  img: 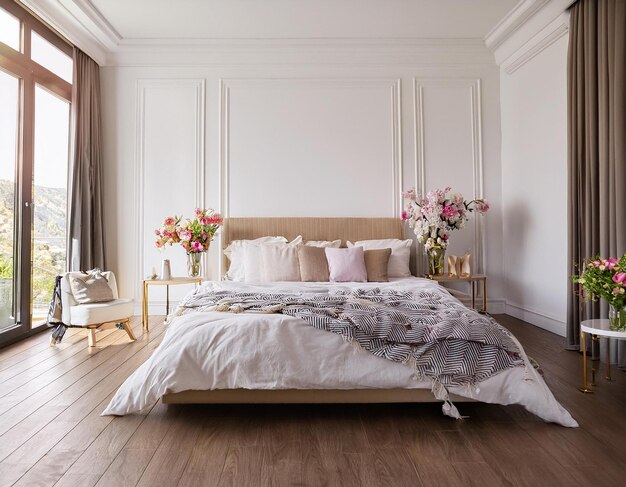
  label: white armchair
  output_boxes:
[59,271,135,347]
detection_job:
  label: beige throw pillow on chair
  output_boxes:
[69,269,114,304]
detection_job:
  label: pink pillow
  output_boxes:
[325,247,368,282]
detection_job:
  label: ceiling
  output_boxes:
[88,0,518,41]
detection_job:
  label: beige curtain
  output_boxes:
[67,48,106,271]
[567,0,626,364]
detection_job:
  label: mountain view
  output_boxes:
[0,178,67,327]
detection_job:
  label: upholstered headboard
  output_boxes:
[221,217,415,276]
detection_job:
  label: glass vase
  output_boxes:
[608,304,626,331]
[427,246,446,276]
[187,252,203,277]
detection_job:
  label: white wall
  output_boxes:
[100,44,504,314]
[500,32,569,335]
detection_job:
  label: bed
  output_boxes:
[102,217,577,427]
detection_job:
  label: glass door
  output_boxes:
[32,84,69,325]
[0,68,19,332]
[0,0,73,346]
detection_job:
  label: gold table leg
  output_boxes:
[606,337,613,381]
[142,282,149,332]
[579,331,593,393]
[471,281,476,309]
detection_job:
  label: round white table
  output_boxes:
[579,319,626,393]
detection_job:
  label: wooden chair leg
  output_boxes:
[87,328,97,347]
[122,319,136,341]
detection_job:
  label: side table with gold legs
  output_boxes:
[142,277,203,331]
[579,319,626,393]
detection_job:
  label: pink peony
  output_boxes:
[402,188,417,201]
[206,214,223,225]
[442,205,456,218]
[606,257,619,270]
[612,272,626,285]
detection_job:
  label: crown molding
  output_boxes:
[484,0,551,51]
[501,14,569,74]
[18,0,109,64]
[485,0,575,68]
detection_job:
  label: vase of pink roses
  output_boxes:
[154,208,223,277]
[402,187,489,276]
[572,255,626,331]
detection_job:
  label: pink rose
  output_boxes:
[612,272,626,285]
[606,258,619,270]
[164,217,175,226]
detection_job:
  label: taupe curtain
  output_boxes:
[67,48,105,271]
[567,0,626,364]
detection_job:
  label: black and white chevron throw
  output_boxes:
[177,286,524,388]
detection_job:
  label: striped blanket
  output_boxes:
[177,286,524,389]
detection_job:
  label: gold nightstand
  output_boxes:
[141,277,203,331]
[427,274,487,313]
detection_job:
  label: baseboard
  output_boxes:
[505,301,566,337]
[444,288,506,314]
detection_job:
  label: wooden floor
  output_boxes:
[0,315,624,487]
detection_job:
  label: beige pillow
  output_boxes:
[305,239,341,248]
[348,239,412,277]
[298,246,330,282]
[261,245,301,281]
[69,270,114,304]
[364,248,392,282]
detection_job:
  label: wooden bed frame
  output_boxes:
[161,217,472,405]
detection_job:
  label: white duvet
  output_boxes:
[102,278,577,427]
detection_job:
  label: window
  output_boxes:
[31,31,73,83]
[0,6,20,51]
[0,69,19,331]
[0,0,72,343]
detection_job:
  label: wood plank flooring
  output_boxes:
[0,314,624,486]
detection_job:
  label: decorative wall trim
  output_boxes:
[218,77,402,276]
[134,79,206,303]
[505,301,566,337]
[484,0,551,51]
[412,78,485,275]
[502,15,569,74]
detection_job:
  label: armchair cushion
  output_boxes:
[60,270,122,325]
[69,269,114,304]
[69,298,134,327]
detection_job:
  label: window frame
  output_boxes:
[0,0,73,346]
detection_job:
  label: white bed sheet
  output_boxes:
[102,278,577,427]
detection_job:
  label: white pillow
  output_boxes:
[261,245,301,281]
[347,239,412,277]
[305,239,341,248]
[224,236,287,281]
[243,236,302,282]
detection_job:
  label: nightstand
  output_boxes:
[427,274,487,313]
[141,277,203,331]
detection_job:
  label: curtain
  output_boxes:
[67,48,106,271]
[567,0,626,365]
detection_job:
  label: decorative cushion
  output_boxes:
[224,236,288,281]
[364,248,392,282]
[298,246,330,282]
[69,269,114,304]
[325,247,367,283]
[243,236,302,282]
[69,298,134,326]
[304,239,341,248]
[347,239,412,277]
[261,245,301,281]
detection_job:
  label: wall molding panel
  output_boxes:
[412,78,485,275]
[135,78,206,304]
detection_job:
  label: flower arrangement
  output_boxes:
[401,187,489,251]
[571,255,626,330]
[154,208,223,253]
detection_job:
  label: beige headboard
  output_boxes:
[221,217,416,275]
